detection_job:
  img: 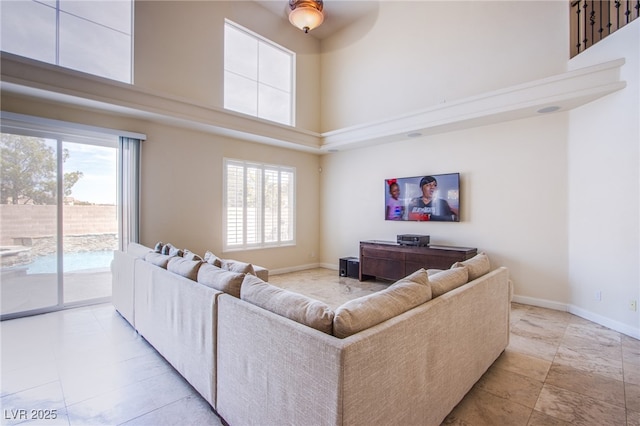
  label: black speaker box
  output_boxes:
[339,257,359,278]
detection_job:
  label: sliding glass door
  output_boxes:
[0,136,60,315]
[62,141,118,305]
[0,133,119,317]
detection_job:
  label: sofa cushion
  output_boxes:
[221,259,256,276]
[167,257,203,281]
[144,252,173,268]
[240,274,334,335]
[333,268,432,339]
[204,251,222,267]
[429,267,469,298]
[452,252,490,281]
[197,263,245,298]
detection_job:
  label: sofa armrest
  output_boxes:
[216,294,343,426]
[111,250,136,326]
[134,260,221,408]
[253,265,269,282]
[337,267,510,426]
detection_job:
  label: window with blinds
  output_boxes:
[223,158,295,250]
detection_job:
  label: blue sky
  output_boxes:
[63,142,117,205]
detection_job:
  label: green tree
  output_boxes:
[0,134,83,205]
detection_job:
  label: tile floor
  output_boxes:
[1,268,639,425]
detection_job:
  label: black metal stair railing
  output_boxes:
[570,0,639,57]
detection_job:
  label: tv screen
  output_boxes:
[385,173,460,222]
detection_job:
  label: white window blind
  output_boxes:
[224,158,295,251]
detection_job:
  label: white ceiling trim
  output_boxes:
[0,53,626,155]
[320,58,626,152]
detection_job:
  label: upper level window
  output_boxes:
[224,20,295,126]
[0,0,133,83]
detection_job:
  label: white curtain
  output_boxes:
[118,137,141,251]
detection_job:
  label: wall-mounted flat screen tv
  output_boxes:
[385,173,460,222]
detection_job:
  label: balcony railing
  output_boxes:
[570,0,639,57]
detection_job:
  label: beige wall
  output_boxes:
[139,123,321,270]
[134,0,322,132]
[0,96,322,271]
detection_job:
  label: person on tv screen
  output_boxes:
[408,176,458,221]
[386,180,405,220]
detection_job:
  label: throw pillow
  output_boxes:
[333,268,432,339]
[241,274,334,335]
[182,249,203,262]
[429,267,469,298]
[167,257,203,281]
[452,252,490,281]
[169,245,183,257]
[221,259,256,276]
[197,263,245,298]
[154,241,164,253]
[144,252,172,268]
[204,251,222,267]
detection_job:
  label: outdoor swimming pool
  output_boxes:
[6,250,114,274]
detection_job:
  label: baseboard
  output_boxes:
[511,295,569,312]
[269,263,322,276]
[320,262,338,271]
[567,304,640,340]
[270,262,338,275]
[512,294,640,339]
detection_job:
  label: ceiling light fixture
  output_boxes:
[288,0,324,34]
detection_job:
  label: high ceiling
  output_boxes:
[254,0,380,39]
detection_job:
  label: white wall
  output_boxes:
[566,20,639,336]
[320,114,570,304]
[320,1,568,131]
[319,3,639,337]
[319,1,571,301]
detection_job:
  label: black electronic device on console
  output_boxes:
[397,234,430,246]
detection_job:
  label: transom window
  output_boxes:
[0,0,133,83]
[224,158,295,251]
[224,20,295,126]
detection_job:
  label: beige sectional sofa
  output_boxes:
[111,243,511,426]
